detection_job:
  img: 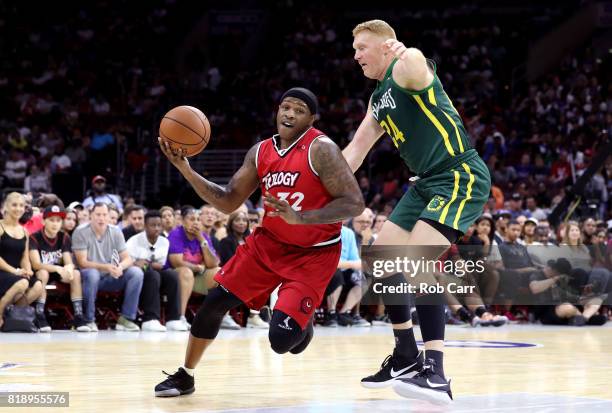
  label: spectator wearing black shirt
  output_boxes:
[122,204,145,241]
[498,220,539,312]
[0,192,43,331]
[29,206,89,332]
[218,211,250,266]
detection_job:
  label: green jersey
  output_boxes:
[370,59,472,175]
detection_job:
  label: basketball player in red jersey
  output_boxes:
[154,87,365,397]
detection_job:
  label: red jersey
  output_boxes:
[256,127,342,248]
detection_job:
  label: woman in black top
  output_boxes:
[218,211,250,266]
[0,192,43,330]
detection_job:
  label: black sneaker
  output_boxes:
[323,312,338,327]
[392,358,453,404]
[587,314,607,326]
[338,312,354,326]
[259,305,272,323]
[154,368,195,397]
[361,352,423,389]
[36,312,51,333]
[569,315,586,326]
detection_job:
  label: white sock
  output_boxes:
[182,366,195,376]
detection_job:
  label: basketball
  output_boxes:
[159,105,211,157]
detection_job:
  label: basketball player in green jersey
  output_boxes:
[343,20,491,404]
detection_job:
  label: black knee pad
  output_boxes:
[380,273,413,324]
[191,286,242,339]
[387,304,412,324]
[268,310,306,354]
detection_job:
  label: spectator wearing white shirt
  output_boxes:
[3,149,27,187]
[50,147,72,174]
[24,164,51,193]
[126,210,184,331]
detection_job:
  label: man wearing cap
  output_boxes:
[82,175,123,212]
[529,258,607,326]
[508,193,526,219]
[29,206,90,332]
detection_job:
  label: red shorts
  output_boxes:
[214,227,341,329]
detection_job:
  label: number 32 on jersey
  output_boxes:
[277,192,305,211]
[379,114,405,148]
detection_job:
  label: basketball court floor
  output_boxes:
[1,324,611,412]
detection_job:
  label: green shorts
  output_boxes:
[389,152,491,235]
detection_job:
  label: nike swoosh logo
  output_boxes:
[390,361,417,378]
[426,378,448,388]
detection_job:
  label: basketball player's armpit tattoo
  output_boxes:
[184,144,259,213]
[299,138,365,224]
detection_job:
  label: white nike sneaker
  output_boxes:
[220,314,240,330]
[166,319,189,331]
[142,319,167,332]
[179,315,191,330]
[247,314,269,329]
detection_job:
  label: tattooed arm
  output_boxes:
[265,137,365,224]
[159,138,259,214]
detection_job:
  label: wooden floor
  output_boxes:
[1,324,611,413]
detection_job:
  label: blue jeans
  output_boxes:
[82,266,144,322]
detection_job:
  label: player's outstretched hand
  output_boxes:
[264,192,303,225]
[383,39,409,60]
[158,137,190,171]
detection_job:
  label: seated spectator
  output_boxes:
[199,204,221,251]
[3,150,27,188]
[29,206,89,332]
[323,225,366,327]
[82,175,123,212]
[373,213,387,235]
[24,164,51,193]
[73,202,143,332]
[529,258,606,326]
[247,209,261,232]
[212,208,228,242]
[63,209,78,235]
[166,206,231,329]
[0,192,43,330]
[122,204,146,240]
[68,202,90,227]
[126,210,185,331]
[159,206,176,237]
[522,218,539,245]
[498,220,539,318]
[493,210,511,245]
[108,203,120,226]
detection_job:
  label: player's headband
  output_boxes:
[280,87,318,115]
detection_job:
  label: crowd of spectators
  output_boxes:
[1,186,610,332]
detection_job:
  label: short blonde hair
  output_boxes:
[352,19,396,39]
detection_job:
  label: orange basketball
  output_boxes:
[159,105,211,157]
